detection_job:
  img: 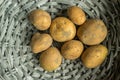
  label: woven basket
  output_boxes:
[0,0,120,80]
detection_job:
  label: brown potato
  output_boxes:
[61,40,84,60]
[81,45,108,68]
[28,9,51,30]
[39,47,62,71]
[50,17,76,42]
[77,19,107,45]
[67,6,86,25]
[31,32,53,53]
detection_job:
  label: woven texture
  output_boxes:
[0,0,120,80]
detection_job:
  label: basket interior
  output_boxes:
[0,0,120,80]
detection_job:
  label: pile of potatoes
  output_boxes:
[28,6,108,71]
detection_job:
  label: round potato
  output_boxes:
[77,19,107,45]
[31,32,53,53]
[67,6,86,25]
[28,9,51,30]
[61,40,84,60]
[50,17,76,42]
[81,45,108,68]
[39,47,62,71]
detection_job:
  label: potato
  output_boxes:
[67,6,86,25]
[28,9,51,30]
[81,45,108,68]
[77,19,107,45]
[39,47,62,71]
[50,17,76,42]
[61,40,84,60]
[31,32,53,53]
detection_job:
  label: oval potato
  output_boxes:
[31,32,53,53]
[81,45,108,68]
[28,9,51,30]
[50,17,76,42]
[39,47,62,71]
[67,6,86,25]
[77,19,107,45]
[61,40,84,60]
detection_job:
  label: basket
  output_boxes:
[0,0,120,80]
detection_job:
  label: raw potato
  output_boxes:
[50,17,76,42]
[31,32,53,53]
[39,47,62,71]
[81,45,108,68]
[67,6,86,25]
[28,9,51,30]
[77,19,107,45]
[61,40,84,60]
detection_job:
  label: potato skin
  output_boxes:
[67,6,86,25]
[50,17,76,42]
[77,19,107,45]
[39,47,62,71]
[81,45,108,68]
[31,32,53,53]
[28,9,51,30]
[61,40,84,60]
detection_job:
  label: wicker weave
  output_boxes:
[0,0,120,80]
